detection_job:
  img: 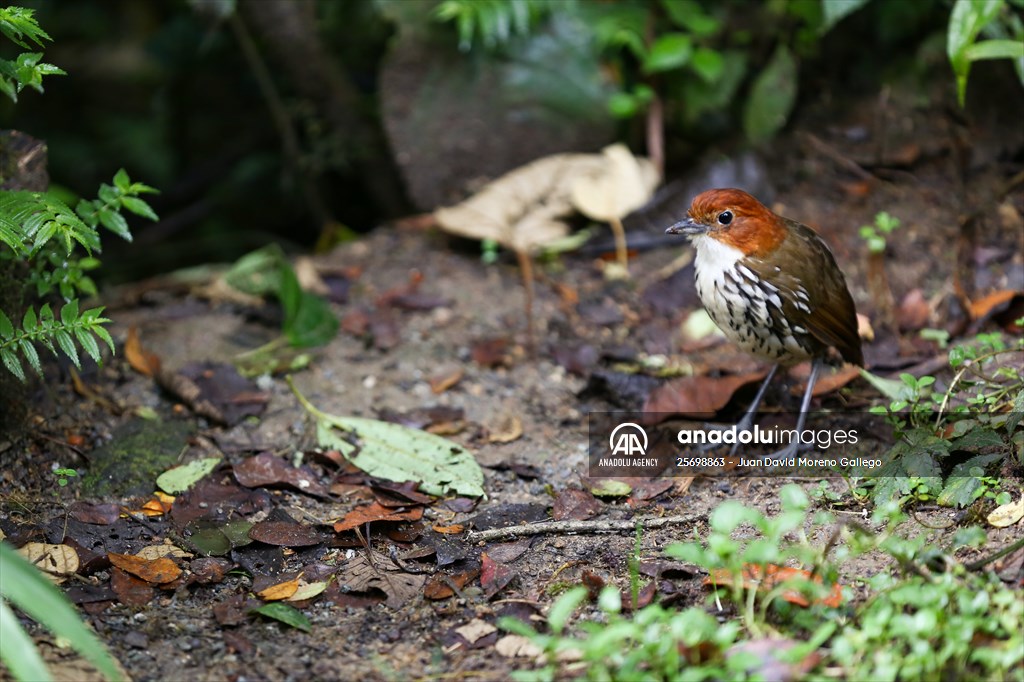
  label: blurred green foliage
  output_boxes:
[0,6,158,382]
[0,0,1019,282]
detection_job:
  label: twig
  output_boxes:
[467,513,705,544]
[965,535,1024,572]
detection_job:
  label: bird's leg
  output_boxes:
[696,364,779,453]
[763,359,822,459]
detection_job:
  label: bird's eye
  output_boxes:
[717,210,733,225]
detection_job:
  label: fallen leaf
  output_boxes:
[338,551,426,609]
[157,457,222,494]
[488,415,523,444]
[285,580,328,602]
[233,452,330,498]
[552,488,602,521]
[334,502,423,532]
[430,368,464,394]
[125,326,161,376]
[110,567,154,607]
[69,502,121,525]
[897,289,930,332]
[569,144,659,223]
[471,337,510,367]
[432,524,465,534]
[291,379,485,498]
[434,152,609,254]
[257,577,300,601]
[988,495,1024,528]
[17,543,79,584]
[249,520,327,547]
[495,634,542,658]
[480,553,516,598]
[108,552,182,584]
[135,543,191,561]
[642,371,768,417]
[424,566,479,600]
[455,618,497,645]
[969,289,1020,321]
[788,363,861,398]
[249,602,311,632]
[705,564,843,608]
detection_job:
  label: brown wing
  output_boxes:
[747,219,863,366]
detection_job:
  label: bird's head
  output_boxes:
[666,188,787,258]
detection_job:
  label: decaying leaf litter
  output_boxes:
[2,131,1022,681]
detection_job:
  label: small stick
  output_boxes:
[467,513,705,544]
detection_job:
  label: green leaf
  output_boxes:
[285,291,340,348]
[661,0,720,36]
[249,603,311,632]
[819,0,870,34]
[690,47,724,83]
[742,45,797,144]
[119,196,158,221]
[113,168,130,192]
[643,33,692,73]
[0,310,13,339]
[156,458,222,494]
[1,597,53,682]
[0,542,125,681]
[60,300,79,326]
[859,369,916,402]
[289,378,485,497]
[0,348,25,382]
[964,38,1024,62]
[98,209,130,240]
[18,338,42,376]
[54,330,80,368]
[1006,390,1024,434]
[74,329,102,364]
[547,586,588,634]
[950,428,1004,451]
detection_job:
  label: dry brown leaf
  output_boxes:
[136,542,191,561]
[488,415,523,444]
[988,495,1024,528]
[495,635,542,658]
[643,371,768,417]
[257,577,300,601]
[434,153,609,253]
[17,543,79,584]
[569,144,659,222]
[125,326,161,376]
[430,367,464,394]
[294,256,330,295]
[333,502,424,532]
[705,564,843,608]
[108,552,182,584]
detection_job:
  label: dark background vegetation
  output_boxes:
[0,0,1019,279]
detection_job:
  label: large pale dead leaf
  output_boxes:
[16,543,79,584]
[570,144,659,222]
[436,147,651,253]
[290,378,484,498]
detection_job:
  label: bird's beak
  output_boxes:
[665,216,706,237]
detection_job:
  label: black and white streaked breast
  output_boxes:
[690,234,816,362]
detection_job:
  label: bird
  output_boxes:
[665,188,863,458]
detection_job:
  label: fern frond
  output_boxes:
[0,302,113,380]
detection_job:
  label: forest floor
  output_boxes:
[1,79,1023,682]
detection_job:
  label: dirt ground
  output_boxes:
[1,75,1023,682]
